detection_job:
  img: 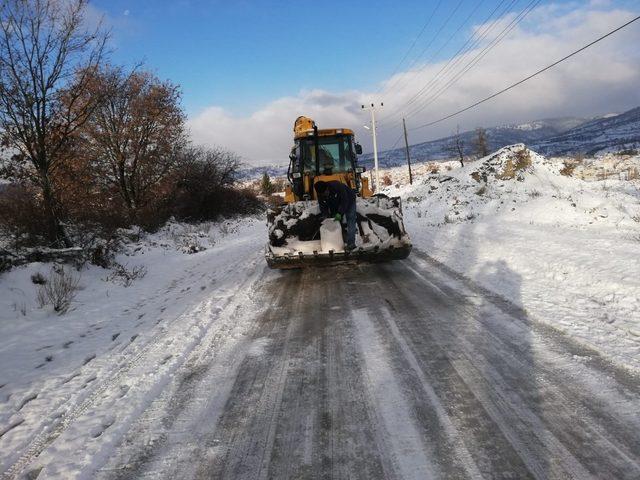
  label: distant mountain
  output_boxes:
[360,116,593,169]
[237,107,639,179]
[236,164,288,181]
[533,107,640,156]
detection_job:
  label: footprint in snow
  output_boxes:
[62,373,80,385]
[82,375,97,388]
[63,340,74,348]
[112,333,120,341]
[17,393,38,411]
[118,385,130,398]
[90,417,115,438]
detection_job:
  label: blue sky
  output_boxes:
[92,0,536,114]
[92,0,640,164]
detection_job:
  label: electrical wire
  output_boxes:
[379,0,467,97]
[402,0,542,121]
[408,14,640,131]
[381,0,525,125]
[375,0,445,95]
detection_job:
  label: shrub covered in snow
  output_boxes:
[36,267,81,314]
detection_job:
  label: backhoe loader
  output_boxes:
[265,116,411,269]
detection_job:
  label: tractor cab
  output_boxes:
[285,117,372,203]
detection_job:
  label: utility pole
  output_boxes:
[362,102,383,191]
[402,118,413,185]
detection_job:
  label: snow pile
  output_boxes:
[267,196,410,256]
[389,144,640,230]
[387,144,640,371]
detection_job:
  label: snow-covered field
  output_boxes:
[382,145,640,371]
[0,217,270,475]
[1,144,639,477]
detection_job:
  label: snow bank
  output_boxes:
[387,145,640,371]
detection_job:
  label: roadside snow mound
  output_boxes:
[468,143,546,182]
[390,145,640,371]
[396,144,640,228]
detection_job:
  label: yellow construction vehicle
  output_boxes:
[265,116,411,269]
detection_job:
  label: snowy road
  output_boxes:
[3,247,640,479]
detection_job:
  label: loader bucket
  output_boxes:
[265,195,412,269]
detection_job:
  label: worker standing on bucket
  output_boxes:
[314,180,357,251]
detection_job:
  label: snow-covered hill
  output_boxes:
[362,107,639,169]
[361,116,592,168]
[534,107,640,156]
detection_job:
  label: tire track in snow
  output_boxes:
[377,306,484,480]
[405,252,640,475]
[350,308,440,480]
[387,255,640,478]
[95,261,276,479]
[192,270,304,479]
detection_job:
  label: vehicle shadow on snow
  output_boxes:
[434,216,551,478]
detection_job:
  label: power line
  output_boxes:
[364,132,403,167]
[379,0,466,97]
[380,0,517,124]
[380,0,489,108]
[375,0,444,95]
[386,0,530,123]
[402,0,541,121]
[409,14,640,132]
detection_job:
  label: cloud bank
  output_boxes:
[188,3,640,166]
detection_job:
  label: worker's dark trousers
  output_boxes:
[345,201,357,247]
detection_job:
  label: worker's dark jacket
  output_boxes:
[318,181,356,216]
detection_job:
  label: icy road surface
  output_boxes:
[3,251,640,478]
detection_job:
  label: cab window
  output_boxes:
[301,136,352,173]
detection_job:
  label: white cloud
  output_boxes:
[188,4,640,166]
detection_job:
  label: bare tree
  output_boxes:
[173,146,245,221]
[474,127,489,158]
[79,67,186,217]
[448,126,465,167]
[0,0,108,247]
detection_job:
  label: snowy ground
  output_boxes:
[1,145,639,478]
[0,216,274,476]
[383,145,640,371]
